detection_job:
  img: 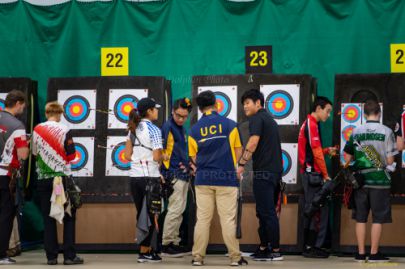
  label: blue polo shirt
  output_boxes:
[189,111,242,187]
[161,117,189,181]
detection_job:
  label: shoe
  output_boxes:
[192,259,204,266]
[253,247,272,261]
[249,246,262,258]
[354,253,367,263]
[63,256,84,265]
[161,243,188,257]
[368,252,389,263]
[270,251,284,261]
[47,259,58,265]
[138,252,162,263]
[0,257,16,264]
[6,246,21,257]
[230,257,248,266]
[302,247,329,258]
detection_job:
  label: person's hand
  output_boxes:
[160,174,166,184]
[189,161,196,177]
[324,176,331,182]
[237,165,245,180]
[327,146,339,157]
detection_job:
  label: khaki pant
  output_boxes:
[192,185,241,263]
[9,217,20,249]
[162,179,189,246]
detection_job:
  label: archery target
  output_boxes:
[342,104,361,123]
[341,125,356,143]
[105,136,131,176]
[58,90,96,129]
[260,84,300,125]
[0,93,6,111]
[281,143,298,184]
[197,86,237,122]
[108,89,148,129]
[70,137,94,177]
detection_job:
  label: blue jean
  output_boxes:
[252,172,281,249]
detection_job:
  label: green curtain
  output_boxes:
[1,0,404,145]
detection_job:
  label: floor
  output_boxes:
[9,250,405,268]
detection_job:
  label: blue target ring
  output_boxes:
[281,150,292,176]
[64,95,90,124]
[0,99,5,111]
[112,142,130,170]
[114,95,139,123]
[265,90,293,119]
[214,92,231,118]
[71,143,88,171]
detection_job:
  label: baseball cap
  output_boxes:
[137,98,161,114]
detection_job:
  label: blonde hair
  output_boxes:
[45,101,64,119]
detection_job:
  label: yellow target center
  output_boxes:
[123,104,132,114]
[216,101,222,110]
[348,109,355,118]
[72,106,80,114]
[121,152,127,161]
[275,101,283,109]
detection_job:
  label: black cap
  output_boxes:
[137,98,161,114]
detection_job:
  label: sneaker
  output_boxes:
[253,247,272,261]
[0,257,16,265]
[302,247,329,258]
[63,256,84,265]
[138,252,162,263]
[47,259,58,265]
[354,253,367,263]
[270,251,284,261]
[368,252,390,263]
[249,246,264,258]
[161,243,188,257]
[192,260,204,266]
[230,257,248,266]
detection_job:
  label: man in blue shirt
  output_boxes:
[189,90,247,266]
[161,98,192,257]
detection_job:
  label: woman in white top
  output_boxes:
[124,97,163,263]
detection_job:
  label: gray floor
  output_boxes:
[9,250,405,268]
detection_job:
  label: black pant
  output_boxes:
[37,179,77,260]
[130,177,155,250]
[252,172,281,249]
[301,172,329,248]
[0,176,16,259]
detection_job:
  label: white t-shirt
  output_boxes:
[128,119,162,178]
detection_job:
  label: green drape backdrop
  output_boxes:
[0,0,404,145]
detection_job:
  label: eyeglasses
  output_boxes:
[174,112,188,120]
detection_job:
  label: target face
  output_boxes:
[281,150,292,176]
[114,95,139,123]
[260,84,300,125]
[265,90,294,119]
[105,136,131,176]
[342,104,361,123]
[71,143,88,171]
[341,125,356,142]
[197,86,237,121]
[281,143,298,184]
[214,92,231,118]
[111,142,130,171]
[70,137,94,177]
[58,90,96,129]
[64,96,90,124]
[108,89,148,129]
